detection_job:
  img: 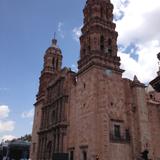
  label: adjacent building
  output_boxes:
[30,0,160,160]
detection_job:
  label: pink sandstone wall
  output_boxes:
[69,66,133,160]
[30,100,44,160]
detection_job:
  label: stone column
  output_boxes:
[63,98,66,121]
[132,81,153,159]
[43,137,47,160]
[59,101,62,122]
[37,137,41,160]
[41,138,44,159]
[55,130,58,152]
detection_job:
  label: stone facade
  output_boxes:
[30,0,160,160]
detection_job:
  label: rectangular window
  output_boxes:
[110,119,130,143]
[114,125,120,138]
[70,150,74,160]
[80,145,88,160]
[83,151,87,160]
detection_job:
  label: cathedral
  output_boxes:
[30,0,160,160]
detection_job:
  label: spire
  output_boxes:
[51,32,58,48]
[133,75,140,83]
[132,75,145,88]
[54,32,56,39]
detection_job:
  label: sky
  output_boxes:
[0,0,160,141]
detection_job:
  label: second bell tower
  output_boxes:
[37,38,62,99]
[78,0,123,74]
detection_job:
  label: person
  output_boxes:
[141,149,149,160]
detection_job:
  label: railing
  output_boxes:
[110,133,130,143]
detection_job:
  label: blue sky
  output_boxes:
[0,0,86,140]
[0,0,160,140]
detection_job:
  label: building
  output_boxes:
[30,0,160,160]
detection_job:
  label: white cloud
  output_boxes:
[21,108,34,119]
[110,0,160,83]
[0,105,15,133]
[118,42,160,83]
[57,22,65,38]
[0,120,15,132]
[71,0,160,83]
[71,64,78,72]
[0,135,17,142]
[0,105,10,119]
[112,0,129,20]
[72,26,82,41]
[115,1,160,45]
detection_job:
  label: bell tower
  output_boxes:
[78,0,123,74]
[31,38,62,160]
[37,38,62,99]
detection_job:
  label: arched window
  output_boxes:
[106,7,109,19]
[83,48,86,55]
[108,38,112,54]
[101,6,103,18]
[88,37,91,52]
[52,110,55,124]
[52,57,55,69]
[108,38,112,46]
[100,35,104,51]
[88,46,91,52]
[56,58,59,69]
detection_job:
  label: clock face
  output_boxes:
[105,69,112,76]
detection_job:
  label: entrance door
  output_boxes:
[53,153,69,160]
